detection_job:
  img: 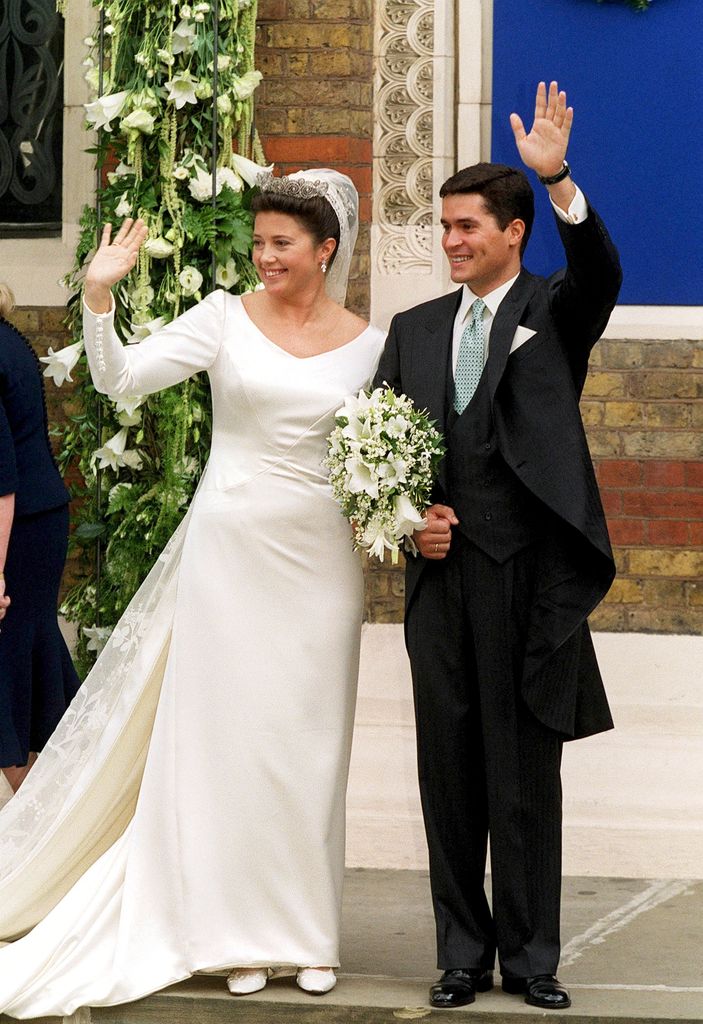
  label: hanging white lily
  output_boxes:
[230,151,273,187]
[106,160,135,185]
[93,427,143,473]
[217,166,243,192]
[188,167,219,202]
[393,494,425,538]
[171,19,196,54]
[125,315,168,343]
[39,340,84,386]
[166,73,198,110]
[84,90,129,131]
[118,407,143,427]
[83,625,112,654]
[111,395,145,418]
[115,192,132,218]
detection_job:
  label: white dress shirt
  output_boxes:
[451,186,588,371]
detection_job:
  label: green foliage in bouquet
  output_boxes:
[50,0,266,672]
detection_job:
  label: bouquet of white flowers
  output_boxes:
[325,386,446,563]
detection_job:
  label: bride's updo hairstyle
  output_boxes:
[251,173,341,268]
[253,169,359,305]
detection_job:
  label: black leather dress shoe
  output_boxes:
[429,968,494,1008]
[502,973,571,1009]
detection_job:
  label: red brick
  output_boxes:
[622,491,703,519]
[347,137,373,162]
[595,460,642,488]
[601,489,622,516]
[647,520,690,546]
[332,164,372,190]
[685,462,703,488]
[690,522,703,547]
[264,135,371,164]
[608,519,645,545]
[643,460,687,488]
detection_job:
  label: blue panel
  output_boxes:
[490,0,702,305]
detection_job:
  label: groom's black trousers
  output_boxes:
[406,530,564,979]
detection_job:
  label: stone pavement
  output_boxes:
[31,868,698,1024]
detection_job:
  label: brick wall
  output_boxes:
[254,0,373,317]
[585,338,703,633]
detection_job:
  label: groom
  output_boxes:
[374,82,622,1009]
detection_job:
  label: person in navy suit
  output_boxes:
[0,284,80,794]
[375,83,622,1010]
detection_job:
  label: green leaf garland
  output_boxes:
[53,0,265,672]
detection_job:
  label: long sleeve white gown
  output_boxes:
[0,290,385,1016]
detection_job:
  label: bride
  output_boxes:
[0,169,385,1014]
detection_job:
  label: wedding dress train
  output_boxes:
[0,291,384,1016]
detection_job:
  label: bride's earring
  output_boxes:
[320,260,328,275]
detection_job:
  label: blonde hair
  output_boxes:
[0,283,15,319]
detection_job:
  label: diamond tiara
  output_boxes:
[256,172,330,200]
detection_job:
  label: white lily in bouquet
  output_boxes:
[325,386,445,563]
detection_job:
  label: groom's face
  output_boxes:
[440,192,523,296]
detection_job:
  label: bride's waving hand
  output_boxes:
[85,218,149,313]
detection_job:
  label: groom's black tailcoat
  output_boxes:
[373,205,622,978]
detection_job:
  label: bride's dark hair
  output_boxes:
[250,191,341,268]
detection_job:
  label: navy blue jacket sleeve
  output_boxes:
[0,396,19,496]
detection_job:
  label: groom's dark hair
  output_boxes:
[440,163,535,256]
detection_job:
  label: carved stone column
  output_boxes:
[371,0,456,327]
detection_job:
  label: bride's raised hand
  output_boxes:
[85,218,149,302]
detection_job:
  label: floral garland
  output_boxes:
[47,0,268,671]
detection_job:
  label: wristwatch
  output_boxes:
[538,161,571,186]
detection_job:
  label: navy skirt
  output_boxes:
[0,504,80,767]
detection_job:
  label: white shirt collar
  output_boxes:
[457,272,521,323]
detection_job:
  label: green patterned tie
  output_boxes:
[454,298,486,414]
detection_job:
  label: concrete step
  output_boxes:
[4,869,701,1024]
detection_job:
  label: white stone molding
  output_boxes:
[1,0,95,307]
[371,0,456,327]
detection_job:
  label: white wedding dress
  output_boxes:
[0,291,384,1016]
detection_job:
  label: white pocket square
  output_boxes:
[509,325,537,354]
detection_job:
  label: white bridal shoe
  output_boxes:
[296,967,337,994]
[226,967,268,995]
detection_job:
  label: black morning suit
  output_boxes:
[0,317,79,768]
[374,204,622,979]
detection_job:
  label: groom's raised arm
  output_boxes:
[512,81,622,373]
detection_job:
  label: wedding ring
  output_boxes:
[434,543,439,553]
